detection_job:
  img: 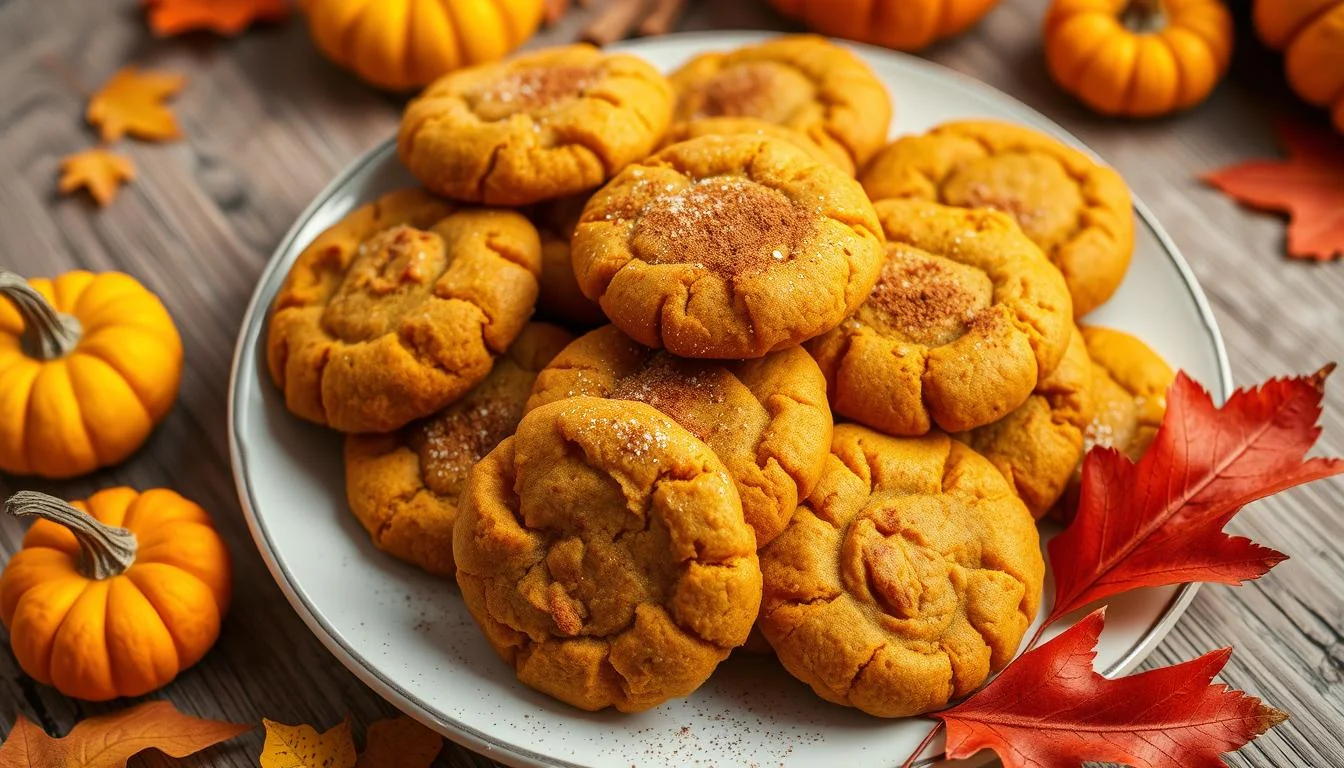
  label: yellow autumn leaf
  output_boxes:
[58,148,136,206]
[86,66,186,143]
[355,717,443,768]
[259,717,356,768]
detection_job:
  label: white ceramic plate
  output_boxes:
[230,31,1233,768]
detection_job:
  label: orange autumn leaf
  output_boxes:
[0,701,249,768]
[86,67,186,143]
[144,0,291,36]
[259,717,356,768]
[355,717,442,768]
[58,148,136,206]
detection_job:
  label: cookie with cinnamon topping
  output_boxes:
[266,188,542,433]
[669,35,891,169]
[859,120,1133,316]
[573,134,885,359]
[526,324,832,546]
[809,199,1072,435]
[758,424,1044,718]
[455,396,761,712]
[344,323,573,577]
[399,44,673,206]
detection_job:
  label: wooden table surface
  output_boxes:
[1,0,1342,766]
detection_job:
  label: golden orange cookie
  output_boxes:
[663,117,855,174]
[809,199,1073,435]
[759,425,1044,718]
[955,326,1093,518]
[573,134,885,359]
[1051,325,1173,522]
[859,120,1133,317]
[670,35,891,169]
[454,397,761,712]
[529,194,607,328]
[266,188,542,433]
[344,323,573,577]
[399,44,673,206]
[526,325,832,546]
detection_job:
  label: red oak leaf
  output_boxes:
[1204,120,1344,260]
[1047,366,1343,626]
[937,610,1287,768]
[143,0,290,37]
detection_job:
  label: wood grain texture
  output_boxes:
[0,1,1341,766]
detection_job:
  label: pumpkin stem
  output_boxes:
[0,269,82,360]
[1122,0,1166,33]
[4,491,137,579]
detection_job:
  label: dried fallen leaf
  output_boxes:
[58,148,136,206]
[86,66,186,143]
[259,717,356,768]
[1204,120,1344,260]
[933,610,1287,768]
[1046,366,1344,626]
[354,716,442,768]
[0,701,249,768]
[144,0,291,36]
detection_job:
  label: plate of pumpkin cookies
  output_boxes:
[230,31,1231,768]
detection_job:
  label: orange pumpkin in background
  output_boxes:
[1045,0,1233,117]
[299,0,545,90]
[768,0,1002,51]
[1255,0,1344,132]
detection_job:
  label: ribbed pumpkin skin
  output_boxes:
[0,271,182,479]
[1255,0,1344,132]
[769,0,1001,51]
[0,488,232,701]
[301,0,545,90]
[1044,0,1233,117]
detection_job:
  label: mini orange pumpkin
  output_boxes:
[300,0,546,91]
[1045,0,1233,117]
[0,489,232,701]
[768,0,1001,50]
[1255,0,1344,132]
[0,270,183,479]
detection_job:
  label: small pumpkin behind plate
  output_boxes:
[768,0,1002,51]
[1255,0,1344,133]
[0,489,232,701]
[299,0,545,91]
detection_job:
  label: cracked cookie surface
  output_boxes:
[809,198,1072,435]
[399,44,673,206]
[526,324,832,547]
[859,120,1133,316]
[454,396,761,712]
[758,424,1044,718]
[573,134,884,359]
[663,116,855,175]
[670,35,891,169]
[266,188,542,433]
[344,323,573,577]
[955,325,1093,518]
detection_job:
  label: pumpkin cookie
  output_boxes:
[344,323,573,577]
[454,397,761,712]
[809,199,1073,435]
[1052,325,1173,522]
[859,120,1133,317]
[670,35,891,169]
[529,195,607,328]
[399,44,673,206]
[573,134,885,359]
[759,425,1044,718]
[663,117,855,174]
[955,326,1093,518]
[526,325,832,546]
[266,188,542,433]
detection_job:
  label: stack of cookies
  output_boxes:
[265,35,1176,717]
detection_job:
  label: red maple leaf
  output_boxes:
[143,0,290,37]
[1204,120,1344,261]
[934,609,1287,768]
[1046,366,1343,626]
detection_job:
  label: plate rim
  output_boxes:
[228,29,1233,768]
